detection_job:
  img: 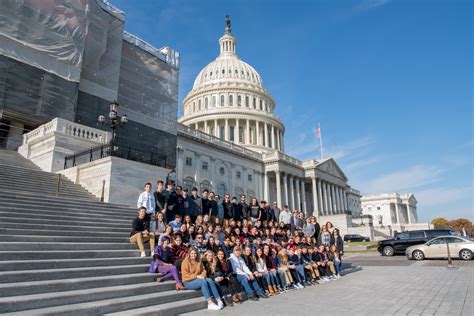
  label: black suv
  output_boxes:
[377,229,456,256]
[344,234,370,242]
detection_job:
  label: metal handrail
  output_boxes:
[64,143,168,169]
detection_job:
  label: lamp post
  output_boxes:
[98,100,128,153]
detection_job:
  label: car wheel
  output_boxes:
[412,250,425,261]
[383,246,394,256]
[459,249,472,261]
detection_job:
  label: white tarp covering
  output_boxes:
[0,0,88,82]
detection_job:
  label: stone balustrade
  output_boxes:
[22,118,110,145]
[178,123,262,160]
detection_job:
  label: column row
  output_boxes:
[192,119,284,151]
[311,177,348,217]
[272,171,306,212]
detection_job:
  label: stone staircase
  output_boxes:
[0,150,207,315]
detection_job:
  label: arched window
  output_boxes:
[229,95,233,106]
[260,100,263,110]
[220,95,225,107]
[217,183,226,198]
[238,95,242,106]
[200,180,210,192]
[205,97,208,109]
[219,167,225,175]
[246,96,249,107]
[183,177,194,193]
[193,102,195,112]
[212,96,217,107]
[253,97,256,109]
[198,99,201,111]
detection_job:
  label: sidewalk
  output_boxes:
[182,265,473,316]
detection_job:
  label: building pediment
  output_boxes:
[316,158,347,181]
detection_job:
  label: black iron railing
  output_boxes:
[64,143,168,169]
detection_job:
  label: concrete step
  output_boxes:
[0,194,134,212]
[0,264,149,283]
[0,222,131,233]
[0,281,175,313]
[0,234,129,243]
[0,209,133,223]
[0,189,132,209]
[0,272,156,297]
[0,249,144,261]
[0,216,131,229]
[2,288,202,316]
[0,201,135,217]
[0,256,148,271]
[0,227,128,238]
[0,242,136,251]
[0,188,97,201]
[105,297,208,316]
[0,183,95,198]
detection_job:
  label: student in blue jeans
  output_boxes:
[229,246,269,301]
[181,248,223,310]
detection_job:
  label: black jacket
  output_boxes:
[239,202,250,219]
[130,217,149,236]
[215,258,235,278]
[222,201,233,219]
[242,254,257,272]
[330,235,344,254]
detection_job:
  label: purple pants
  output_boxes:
[158,264,180,283]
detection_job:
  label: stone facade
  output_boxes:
[361,193,419,227]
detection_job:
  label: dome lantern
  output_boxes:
[219,15,236,56]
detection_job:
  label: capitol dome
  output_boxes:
[179,16,285,153]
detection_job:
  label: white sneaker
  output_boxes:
[208,303,221,310]
[334,274,341,279]
[216,299,224,309]
[297,283,304,289]
[140,251,146,257]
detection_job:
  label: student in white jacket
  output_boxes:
[137,182,155,221]
[229,247,266,300]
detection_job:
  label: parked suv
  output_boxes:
[344,234,370,242]
[377,229,456,256]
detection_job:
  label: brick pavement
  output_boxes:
[182,264,473,316]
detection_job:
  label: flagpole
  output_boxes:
[319,122,324,160]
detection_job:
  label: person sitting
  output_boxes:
[181,248,224,310]
[194,234,208,258]
[169,214,182,233]
[255,247,279,296]
[301,246,318,284]
[148,236,185,290]
[328,244,342,278]
[201,250,229,306]
[215,249,243,304]
[317,245,337,281]
[287,248,305,288]
[276,247,295,290]
[130,207,155,257]
[229,246,268,301]
[170,235,188,272]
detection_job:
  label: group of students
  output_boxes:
[130,181,345,311]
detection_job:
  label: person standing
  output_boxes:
[164,182,178,223]
[222,194,233,220]
[279,205,291,227]
[137,183,155,222]
[239,195,250,220]
[154,180,167,215]
[272,202,281,224]
[191,187,202,222]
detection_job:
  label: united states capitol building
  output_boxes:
[0,0,424,237]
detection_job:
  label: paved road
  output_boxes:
[182,254,473,316]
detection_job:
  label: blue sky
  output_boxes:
[111,0,473,222]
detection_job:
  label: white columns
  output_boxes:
[264,123,268,147]
[271,125,275,149]
[331,184,337,214]
[280,130,284,152]
[204,121,208,134]
[246,119,250,144]
[289,176,294,210]
[322,181,328,215]
[224,119,229,141]
[264,172,269,201]
[311,176,318,217]
[327,183,333,214]
[296,178,301,211]
[275,171,282,209]
[283,174,289,207]
[214,119,218,137]
[317,179,324,215]
[406,203,412,224]
[256,121,260,145]
[342,188,348,212]
[276,129,280,151]
[336,186,341,213]
[236,119,240,144]
[395,203,400,224]
[301,180,307,214]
